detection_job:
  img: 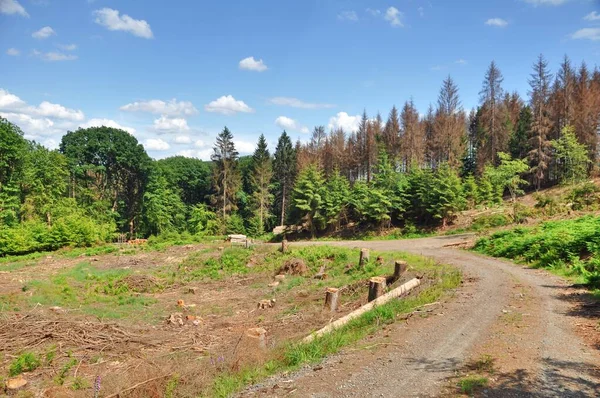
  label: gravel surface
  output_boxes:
[237,235,600,397]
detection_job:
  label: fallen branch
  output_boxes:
[303,278,421,343]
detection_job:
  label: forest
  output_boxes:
[0,54,599,256]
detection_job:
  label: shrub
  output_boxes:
[9,352,41,376]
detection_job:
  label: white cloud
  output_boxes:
[0,89,84,120]
[93,8,153,39]
[338,10,358,21]
[485,18,508,27]
[33,50,77,61]
[152,115,190,134]
[239,56,268,72]
[366,8,381,16]
[194,139,206,148]
[418,7,424,17]
[177,148,213,160]
[144,138,170,151]
[571,27,600,41]
[275,116,309,134]
[173,135,192,144]
[523,0,569,5]
[234,140,256,154]
[328,112,361,133]
[57,43,77,51]
[269,97,335,109]
[204,95,253,115]
[385,7,403,27]
[455,59,468,65]
[584,11,600,22]
[0,112,55,135]
[80,118,136,135]
[120,99,198,116]
[0,0,28,17]
[6,48,20,56]
[32,26,56,39]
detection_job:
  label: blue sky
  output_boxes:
[1,0,599,159]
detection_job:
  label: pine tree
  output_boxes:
[383,105,401,161]
[573,62,599,165]
[509,106,533,160]
[479,61,506,165]
[528,54,553,190]
[551,126,590,185]
[211,127,241,219]
[433,76,466,169]
[322,169,350,231]
[400,99,425,169]
[249,134,273,234]
[291,164,325,238]
[428,164,466,228]
[273,131,296,226]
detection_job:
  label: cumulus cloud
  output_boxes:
[144,138,170,151]
[204,95,253,115]
[120,99,198,116]
[173,135,192,145]
[152,115,190,134]
[571,27,600,41]
[385,7,403,27]
[94,8,153,39]
[584,11,600,22]
[33,50,77,61]
[239,56,268,72]
[328,112,361,133]
[485,18,508,27]
[0,0,28,17]
[268,97,335,109]
[6,48,20,56]
[0,89,84,120]
[234,140,256,154]
[194,140,206,148]
[32,26,56,39]
[177,148,213,160]
[275,116,309,134]
[338,10,358,21]
[0,112,55,135]
[79,118,136,135]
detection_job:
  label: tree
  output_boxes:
[479,61,506,165]
[483,152,529,219]
[551,126,590,185]
[210,127,241,220]
[0,118,27,224]
[291,164,324,238]
[142,167,186,235]
[60,126,151,235]
[433,76,466,169]
[428,164,465,228]
[509,106,533,160]
[155,156,212,206]
[322,169,350,231]
[382,105,401,161]
[249,135,273,234]
[573,62,600,165]
[528,55,553,190]
[400,99,425,168]
[273,131,296,226]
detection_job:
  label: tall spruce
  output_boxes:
[400,99,425,168]
[383,105,401,161]
[210,127,241,219]
[273,131,296,226]
[479,61,506,165]
[528,54,553,190]
[250,134,273,234]
[433,76,466,169]
[509,106,533,160]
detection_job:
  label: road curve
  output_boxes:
[239,235,600,397]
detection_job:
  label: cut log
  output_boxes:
[359,248,370,267]
[394,260,408,279]
[368,277,387,302]
[324,287,339,312]
[303,278,421,343]
[314,264,327,280]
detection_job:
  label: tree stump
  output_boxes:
[394,260,408,279]
[281,239,289,253]
[359,248,370,267]
[368,277,386,302]
[245,327,267,350]
[324,287,339,312]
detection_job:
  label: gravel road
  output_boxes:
[238,235,600,397]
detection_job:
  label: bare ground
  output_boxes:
[240,235,600,397]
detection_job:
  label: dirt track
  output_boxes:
[241,235,600,397]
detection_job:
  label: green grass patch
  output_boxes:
[9,352,41,376]
[458,376,489,395]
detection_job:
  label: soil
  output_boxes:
[239,235,600,397]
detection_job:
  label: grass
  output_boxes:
[458,375,489,395]
[23,262,157,319]
[208,259,461,397]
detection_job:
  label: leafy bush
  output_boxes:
[474,215,600,285]
[471,213,510,231]
[568,182,600,211]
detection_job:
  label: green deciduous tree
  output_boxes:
[142,167,186,235]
